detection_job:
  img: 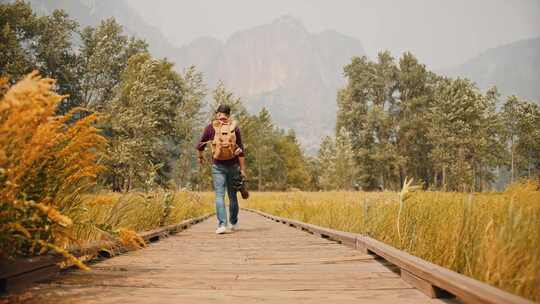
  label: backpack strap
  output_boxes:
[229,120,237,133]
[211,119,221,132]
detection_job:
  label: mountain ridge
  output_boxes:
[171,15,366,151]
[440,36,540,104]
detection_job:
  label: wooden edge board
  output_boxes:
[242,208,533,304]
[0,213,213,293]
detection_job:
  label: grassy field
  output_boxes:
[68,191,214,248]
[239,182,540,301]
[70,184,539,300]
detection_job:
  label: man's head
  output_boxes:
[216,104,231,121]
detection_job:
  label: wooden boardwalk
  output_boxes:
[15,210,456,304]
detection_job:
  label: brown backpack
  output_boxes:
[211,119,237,160]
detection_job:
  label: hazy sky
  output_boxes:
[128,0,540,69]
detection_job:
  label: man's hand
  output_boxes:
[238,156,247,179]
[234,147,243,156]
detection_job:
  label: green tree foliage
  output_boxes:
[429,79,503,191]
[248,108,282,190]
[78,18,148,111]
[336,52,403,190]
[316,128,358,190]
[395,53,436,187]
[0,2,147,113]
[103,54,204,191]
[1,2,208,191]
[0,1,41,80]
[276,130,311,189]
[334,51,536,191]
[501,96,540,182]
[0,1,80,110]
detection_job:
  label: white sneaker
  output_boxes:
[216,226,227,234]
[230,223,239,231]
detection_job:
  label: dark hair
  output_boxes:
[216,104,231,115]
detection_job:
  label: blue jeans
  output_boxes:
[211,163,240,227]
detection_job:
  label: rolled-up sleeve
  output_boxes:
[196,125,213,151]
[235,127,245,157]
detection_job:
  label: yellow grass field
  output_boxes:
[55,181,539,301]
[235,183,540,301]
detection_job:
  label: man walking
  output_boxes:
[196,105,248,234]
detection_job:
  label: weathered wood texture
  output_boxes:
[245,209,533,304]
[0,214,212,294]
[4,210,454,304]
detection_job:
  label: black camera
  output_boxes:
[232,174,249,199]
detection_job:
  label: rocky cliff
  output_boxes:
[173,16,366,151]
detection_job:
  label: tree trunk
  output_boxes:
[510,137,515,184]
[528,158,531,179]
[442,166,447,192]
[472,165,476,192]
[257,161,262,191]
[399,166,405,189]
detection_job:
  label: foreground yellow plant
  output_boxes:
[0,72,105,267]
[243,183,540,301]
[0,72,214,269]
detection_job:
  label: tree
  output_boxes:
[317,136,337,190]
[334,127,358,190]
[337,52,402,190]
[0,1,41,81]
[248,108,281,190]
[428,78,503,191]
[395,52,436,187]
[35,10,80,113]
[316,128,358,190]
[0,2,80,110]
[78,18,147,110]
[337,56,377,189]
[103,54,204,191]
[335,50,519,191]
[501,96,540,181]
[275,129,311,189]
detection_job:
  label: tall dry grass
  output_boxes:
[72,190,213,244]
[243,181,540,301]
[0,72,105,268]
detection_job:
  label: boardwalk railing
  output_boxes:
[243,208,534,304]
[0,213,213,293]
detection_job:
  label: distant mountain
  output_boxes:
[442,37,540,104]
[19,0,179,60]
[173,16,366,152]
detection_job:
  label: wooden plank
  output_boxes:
[0,255,63,280]
[244,208,533,304]
[358,236,533,304]
[401,269,439,298]
[9,286,453,304]
[2,264,60,292]
[5,210,449,304]
[0,213,213,294]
